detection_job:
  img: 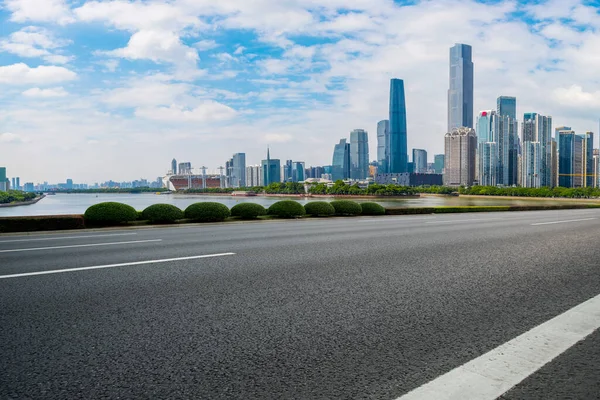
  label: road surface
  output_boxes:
[1,209,600,399]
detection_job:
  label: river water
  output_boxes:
[0,193,593,217]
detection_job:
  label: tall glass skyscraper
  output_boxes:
[261,148,281,185]
[522,113,552,187]
[412,149,428,173]
[332,139,350,181]
[171,158,177,174]
[376,120,389,174]
[389,78,408,173]
[497,96,516,120]
[448,43,474,131]
[350,129,369,180]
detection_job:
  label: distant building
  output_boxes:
[66,179,73,190]
[226,153,246,188]
[350,129,369,180]
[374,173,443,186]
[497,96,517,120]
[292,161,305,182]
[23,182,34,192]
[444,127,477,186]
[412,149,428,173]
[246,165,262,187]
[171,158,177,174]
[261,148,281,185]
[377,120,390,174]
[522,113,552,187]
[558,130,594,188]
[434,154,445,174]
[389,79,408,173]
[448,43,474,131]
[332,139,350,181]
[178,162,192,175]
[521,141,541,188]
[0,167,7,191]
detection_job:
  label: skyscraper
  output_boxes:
[448,43,474,131]
[444,127,477,186]
[522,113,552,187]
[350,129,369,180]
[497,96,517,120]
[476,110,496,185]
[522,141,542,188]
[261,148,281,185]
[0,167,7,191]
[376,120,390,174]
[227,153,246,188]
[412,149,428,173]
[171,158,177,174]
[434,154,445,174]
[332,139,351,181]
[389,79,408,173]
[283,160,293,182]
[292,161,305,182]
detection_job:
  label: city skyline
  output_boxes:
[1,1,599,182]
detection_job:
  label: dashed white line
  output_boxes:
[0,253,236,279]
[0,232,137,243]
[531,218,597,226]
[0,239,162,253]
[396,293,600,400]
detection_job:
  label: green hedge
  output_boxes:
[330,200,362,216]
[0,215,85,232]
[142,204,184,223]
[360,202,386,215]
[184,202,231,222]
[304,201,335,217]
[231,203,266,219]
[84,202,138,225]
[267,200,306,218]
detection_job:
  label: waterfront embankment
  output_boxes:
[0,194,46,208]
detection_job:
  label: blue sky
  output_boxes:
[1,0,600,183]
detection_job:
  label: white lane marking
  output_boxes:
[0,233,137,243]
[425,218,502,224]
[531,217,597,226]
[0,239,162,253]
[356,217,437,223]
[0,253,236,279]
[396,293,600,400]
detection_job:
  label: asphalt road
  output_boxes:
[1,209,600,399]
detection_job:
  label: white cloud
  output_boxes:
[135,101,237,122]
[5,0,74,24]
[0,132,29,143]
[553,85,600,109]
[22,87,68,98]
[194,40,219,51]
[0,26,73,64]
[0,63,76,85]
[263,133,293,143]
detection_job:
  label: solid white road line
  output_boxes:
[396,293,600,400]
[531,217,597,226]
[0,232,137,243]
[0,239,162,253]
[0,253,236,279]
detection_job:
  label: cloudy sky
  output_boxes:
[1,0,599,183]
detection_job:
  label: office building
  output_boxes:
[389,79,408,173]
[261,148,281,185]
[412,149,428,173]
[0,167,7,191]
[178,162,192,175]
[332,139,351,181]
[246,165,262,187]
[497,96,517,120]
[66,179,73,190]
[171,158,177,174]
[522,141,542,188]
[448,43,474,131]
[377,120,390,174]
[350,129,369,180]
[444,127,477,186]
[23,182,34,192]
[434,154,445,174]
[292,161,305,182]
[226,153,246,188]
[522,113,552,187]
[583,132,594,187]
[283,160,293,182]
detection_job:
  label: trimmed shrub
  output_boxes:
[84,202,138,225]
[136,211,145,220]
[184,202,231,222]
[0,215,85,233]
[304,201,335,217]
[231,203,266,219]
[267,200,306,218]
[142,204,184,223]
[330,200,362,216]
[360,202,386,216]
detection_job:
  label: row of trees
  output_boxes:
[0,190,38,204]
[57,187,168,194]
[458,186,600,198]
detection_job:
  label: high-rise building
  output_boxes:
[178,162,192,175]
[261,148,281,185]
[350,129,369,180]
[66,179,73,190]
[497,96,517,120]
[0,167,7,191]
[522,113,552,187]
[292,161,305,182]
[584,132,594,187]
[444,127,477,186]
[226,153,246,188]
[389,79,408,173]
[434,154,445,174]
[522,141,542,188]
[594,149,600,188]
[15,177,20,190]
[412,149,428,173]
[246,165,262,187]
[283,160,293,182]
[11,177,16,190]
[332,139,351,181]
[448,43,474,131]
[376,120,390,174]
[171,158,177,175]
[476,110,496,185]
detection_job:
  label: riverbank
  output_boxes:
[0,194,45,208]
[458,194,600,203]
[176,192,421,199]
